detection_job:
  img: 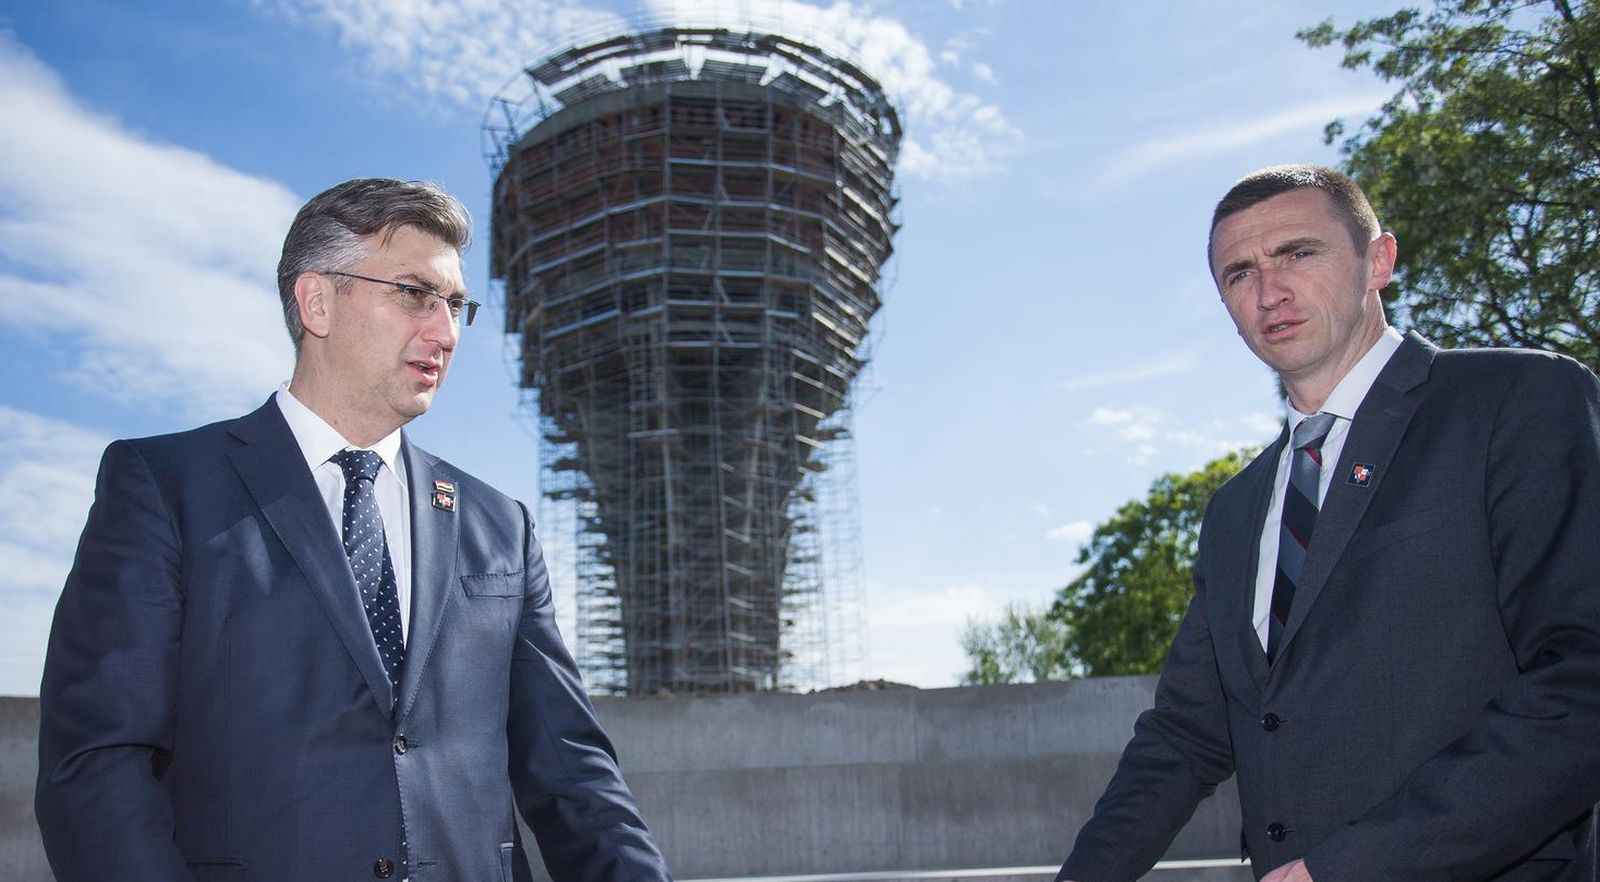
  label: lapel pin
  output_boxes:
[1347,462,1375,487]
[431,479,457,512]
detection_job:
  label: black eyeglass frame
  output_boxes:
[322,270,480,327]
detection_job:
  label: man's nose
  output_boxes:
[422,301,460,347]
[1255,267,1292,309]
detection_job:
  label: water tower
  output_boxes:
[486,25,899,695]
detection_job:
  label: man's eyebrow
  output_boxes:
[1216,236,1331,282]
[395,272,464,298]
[1217,256,1254,282]
[1267,236,1328,258]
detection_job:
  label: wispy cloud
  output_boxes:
[1089,405,1160,464]
[1086,406,1276,467]
[261,0,1023,181]
[865,581,1001,686]
[0,407,110,695]
[0,34,297,420]
[259,0,624,108]
[1091,92,1389,192]
[1045,519,1092,545]
[1057,351,1201,392]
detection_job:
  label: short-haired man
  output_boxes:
[1057,165,1600,882]
[36,178,672,882]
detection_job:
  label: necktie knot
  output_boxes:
[331,449,383,484]
[1292,412,1337,453]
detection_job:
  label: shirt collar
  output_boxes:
[1288,327,1404,425]
[274,383,404,477]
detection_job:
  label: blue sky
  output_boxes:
[0,0,1402,695]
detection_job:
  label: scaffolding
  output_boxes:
[486,26,898,695]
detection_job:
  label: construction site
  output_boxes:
[484,25,902,695]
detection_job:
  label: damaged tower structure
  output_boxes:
[486,25,900,695]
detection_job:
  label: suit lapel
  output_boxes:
[1277,334,1435,660]
[395,438,460,723]
[226,399,395,717]
[1235,431,1284,691]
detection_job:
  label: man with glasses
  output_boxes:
[36,179,672,882]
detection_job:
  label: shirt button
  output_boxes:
[1266,822,1288,843]
[1261,713,1281,732]
[374,858,395,878]
[393,735,409,755]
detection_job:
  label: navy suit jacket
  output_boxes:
[1060,335,1600,882]
[36,399,671,882]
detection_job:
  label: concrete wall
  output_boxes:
[542,677,1245,881]
[1,698,45,882]
[3,678,1248,882]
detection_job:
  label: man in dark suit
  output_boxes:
[1057,165,1600,882]
[35,178,672,882]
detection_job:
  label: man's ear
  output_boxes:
[295,272,333,339]
[1367,232,1398,293]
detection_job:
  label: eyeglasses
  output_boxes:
[323,271,480,327]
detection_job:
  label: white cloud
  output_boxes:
[971,61,996,85]
[0,34,298,421]
[1045,519,1092,545]
[1091,405,1159,441]
[0,407,110,696]
[1240,411,1282,437]
[864,581,1000,687]
[0,590,60,697]
[261,0,1023,181]
[1057,351,1201,391]
[259,0,624,109]
[1091,92,1389,192]
[1086,406,1277,467]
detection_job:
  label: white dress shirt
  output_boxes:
[1250,328,1403,650]
[275,384,412,641]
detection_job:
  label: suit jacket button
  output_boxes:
[1261,713,1281,731]
[393,735,408,755]
[374,858,395,878]
[1266,823,1288,843]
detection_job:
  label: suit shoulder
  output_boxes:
[1431,345,1598,386]
[110,413,255,473]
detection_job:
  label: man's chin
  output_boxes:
[394,391,437,421]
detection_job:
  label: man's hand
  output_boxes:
[1261,859,1314,882]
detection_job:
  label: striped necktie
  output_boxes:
[1267,412,1337,663]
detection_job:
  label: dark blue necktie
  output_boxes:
[330,449,405,691]
[1267,412,1337,663]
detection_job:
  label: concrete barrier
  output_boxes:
[1,698,45,882]
[3,678,1248,882]
[552,678,1245,882]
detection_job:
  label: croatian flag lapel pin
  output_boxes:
[431,479,457,512]
[1347,462,1375,487]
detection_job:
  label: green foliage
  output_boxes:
[1050,451,1251,677]
[1300,0,1600,372]
[960,603,1073,685]
[959,450,1252,685]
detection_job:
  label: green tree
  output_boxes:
[959,450,1251,684]
[1052,451,1250,677]
[960,603,1072,685]
[1300,0,1600,371]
